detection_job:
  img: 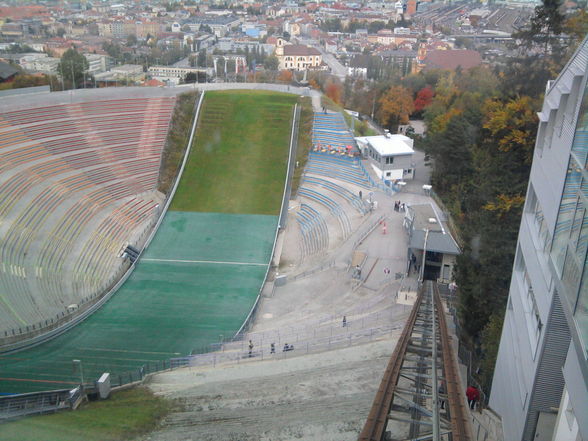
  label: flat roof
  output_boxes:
[409,230,460,255]
[355,135,414,156]
[407,204,460,255]
[410,204,442,232]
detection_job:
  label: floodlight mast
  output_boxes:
[73,359,84,385]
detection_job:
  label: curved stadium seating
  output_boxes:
[0,97,175,338]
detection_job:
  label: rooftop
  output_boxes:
[283,44,321,56]
[424,49,482,71]
[355,134,414,156]
[0,61,19,80]
[407,204,460,254]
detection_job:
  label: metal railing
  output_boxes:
[352,214,386,251]
[290,259,336,281]
[172,322,403,370]
[439,284,489,408]
[0,387,82,422]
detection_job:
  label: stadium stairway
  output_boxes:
[312,112,356,152]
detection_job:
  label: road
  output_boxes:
[296,37,347,78]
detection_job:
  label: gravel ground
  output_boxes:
[142,336,399,441]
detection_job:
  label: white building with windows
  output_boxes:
[490,37,588,441]
[355,134,415,182]
[275,39,322,71]
[148,65,206,85]
[84,53,111,74]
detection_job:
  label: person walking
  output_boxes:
[248,340,254,357]
[270,343,275,354]
[342,316,347,327]
[466,385,480,410]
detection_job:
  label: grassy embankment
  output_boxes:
[0,388,173,441]
[291,96,313,196]
[157,91,199,195]
[170,90,297,214]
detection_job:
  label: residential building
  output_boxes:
[490,37,588,441]
[347,54,369,78]
[194,34,216,51]
[1,23,24,39]
[283,21,301,36]
[275,43,321,71]
[422,49,482,71]
[84,53,111,74]
[148,65,206,85]
[377,49,418,76]
[19,53,60,74]
[184,15,241,38]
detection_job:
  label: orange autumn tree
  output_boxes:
[377,85,414,132]
[324,80,342,104]
[277,69,293,83]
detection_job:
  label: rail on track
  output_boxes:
[359,281,473,441]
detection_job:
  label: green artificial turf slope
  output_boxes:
[170,90,297,214]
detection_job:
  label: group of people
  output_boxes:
[394,200,405,212]
[312,143,354,156]
[249,341,295,357]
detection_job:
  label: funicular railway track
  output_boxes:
[359,281,472,441]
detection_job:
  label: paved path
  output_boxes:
[318,50,347,78]
[295,37,347,78]
[311,93,322,112]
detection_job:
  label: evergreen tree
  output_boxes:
[197,50,207,67]
[503,0,567,96]
[57,48,89,90]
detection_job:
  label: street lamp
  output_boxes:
[419,228,429,287]
[72,359,84,385]
[70,61,76,89]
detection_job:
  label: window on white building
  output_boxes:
[536,120,547,155]
[545,108,558,148]
[556,93,569,137]
[516,251,543,357]
[526,186,552,253]
[567,75,583,123]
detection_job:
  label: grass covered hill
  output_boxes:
[170,90,297,215]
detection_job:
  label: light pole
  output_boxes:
[72,359,84,385]
[419,228,429,287]
[70,61,76,89]
[59,63,65,90]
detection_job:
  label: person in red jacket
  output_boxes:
[466,385,480,410]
